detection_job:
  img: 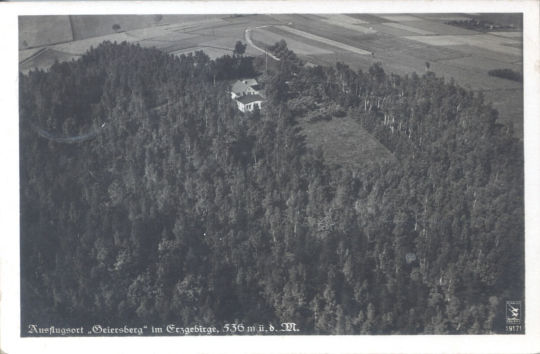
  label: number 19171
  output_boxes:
[506,325,522,332]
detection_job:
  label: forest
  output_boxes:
[487,68,523,82]
[20,40,524,335]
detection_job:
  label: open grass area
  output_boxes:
[482,88,523,139]
[299,116,395,169]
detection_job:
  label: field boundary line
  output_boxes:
[19,48,48,65]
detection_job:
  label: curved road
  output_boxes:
[31,122,106,144]
[29,101,170,144]
[244,26,280,61]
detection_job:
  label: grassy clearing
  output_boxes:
[299,115,394,169]
[482,88,523,139]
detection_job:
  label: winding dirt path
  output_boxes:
[244,26,280,61]
[31,122,106,144]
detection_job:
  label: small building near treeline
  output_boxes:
[235,94,264,113]
[231,78,265,112]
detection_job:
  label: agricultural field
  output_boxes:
[19,16,73,49]
[251,28,333,55]
[377,14,423,22]
[20,13,523,138]
[320,14,376,34]
[470,13,523,28]
[381,22,434,35]
[489,31,523,38]
[69,15,223,41]
[405,34,521,56]
[19,48,81,73]
[392,19,479,35]
[275,25,373,55]
[19,47,45,63]
[414,14,474,22]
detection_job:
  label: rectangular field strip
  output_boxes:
[275,25,372,55]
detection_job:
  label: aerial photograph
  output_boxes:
[19,13,524,336]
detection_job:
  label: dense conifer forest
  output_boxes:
[20,41,523,334]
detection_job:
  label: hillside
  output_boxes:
[20,42,524,335]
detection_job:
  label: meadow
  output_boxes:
[299,116,395,169]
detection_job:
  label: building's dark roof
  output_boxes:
[237,94,264,104]
[231,80,252,94]
[241,78,258,86]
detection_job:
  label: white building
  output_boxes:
[235,94,264,112]
[231,78,264,112]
